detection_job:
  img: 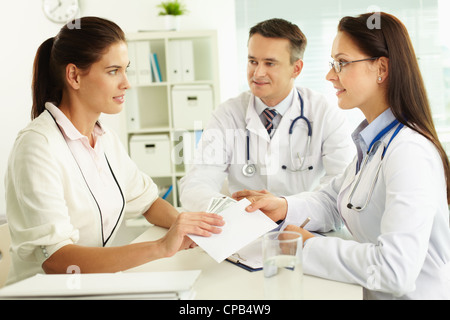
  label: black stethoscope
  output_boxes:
[346,119,404,211]
[47,110,125,246]
[242,90,313,177]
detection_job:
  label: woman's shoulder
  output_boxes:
[13,111,58,146]
[385,124,443,168]
[18,110,58,135]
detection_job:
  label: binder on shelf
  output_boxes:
[168,40,183,82]
[181,40,195,82]
[168,40,195,82]
[126,96,140,131]
[136,41,153,85]
[127,42,138,86]
[150,53,162,82]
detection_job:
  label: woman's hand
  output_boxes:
[232,189,288,222]
[159,212,224,257]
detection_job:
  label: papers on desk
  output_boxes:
[189,198,277,263]
[0,270,201,300]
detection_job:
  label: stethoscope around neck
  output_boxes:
[47,109,125,246]
[346,119,404,211]
[242,90,313,177]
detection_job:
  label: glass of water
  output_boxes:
[263,230,303,300]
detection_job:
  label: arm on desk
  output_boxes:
[42,212,224,274]
[143,197,179,228]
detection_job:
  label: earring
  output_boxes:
[378,76,382,82]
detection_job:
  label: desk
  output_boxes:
[126,226,362,300]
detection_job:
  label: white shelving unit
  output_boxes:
[124,30,220,207]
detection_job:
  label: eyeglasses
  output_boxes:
[329,57,379,73]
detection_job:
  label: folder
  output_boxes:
[127,42,138,86]
[125,90,140,131]
[150,53,162,82]
[0,270,201,300]
[180,40,195,82]
[136,41,153,85]
[227,238,263,272]
[168,40,195,82]
[227,231,325,272]
[168,40,183,82]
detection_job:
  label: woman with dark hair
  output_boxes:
[5,17,223,285]
[236,12,450,299]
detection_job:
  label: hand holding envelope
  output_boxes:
[189,198,278,263]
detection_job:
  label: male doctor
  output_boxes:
[180,18,354,212]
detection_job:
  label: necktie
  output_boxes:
[263,108,278,135]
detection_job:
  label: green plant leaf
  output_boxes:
[157,0,188,16]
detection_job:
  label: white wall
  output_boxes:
[0,0,238,216]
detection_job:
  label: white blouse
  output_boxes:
[46,103,124,244]
[5,107,159,284]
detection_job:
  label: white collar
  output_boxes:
[254,87,295,116]
[45,102,105,142]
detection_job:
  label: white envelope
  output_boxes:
[189,199,277,263]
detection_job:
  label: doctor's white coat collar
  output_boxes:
[351,108,396,166]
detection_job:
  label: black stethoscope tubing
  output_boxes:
[47,109,125,246]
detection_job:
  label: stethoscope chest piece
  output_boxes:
[242,90,313,177]
[242,163,257,177]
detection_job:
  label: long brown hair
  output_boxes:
[31,17,126,120]
[338,12,450,203]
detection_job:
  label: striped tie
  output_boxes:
[263,108,278,135]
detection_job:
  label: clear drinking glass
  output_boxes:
[263,231,303,300]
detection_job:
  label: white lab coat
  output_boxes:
[5,110,159,284]
[180,86,354,212]
[284,126,450,299]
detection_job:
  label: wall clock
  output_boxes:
[43,0,80,23]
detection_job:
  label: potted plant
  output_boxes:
[157,0,188,30]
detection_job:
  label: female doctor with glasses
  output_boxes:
[236,12,450,300]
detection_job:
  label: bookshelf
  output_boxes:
[124,30,220,207]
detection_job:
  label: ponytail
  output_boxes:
[31,37,61,120]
